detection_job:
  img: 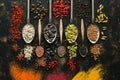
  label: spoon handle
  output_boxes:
[38,19,42,45]
[60,19,63,44]
[70,0,73,23]
[27,0,30,24]
[92,0,94,23]
[81,19,84,44]
[49,0,52,23]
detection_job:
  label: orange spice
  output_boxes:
[9,62,42,80]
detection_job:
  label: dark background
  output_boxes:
[0,0,120,80]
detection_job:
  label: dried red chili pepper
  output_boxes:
[9,27,21,42]
[52,0,70,19]
[67,59,76,71]
[9,4,23,42]
[48,60,58,69]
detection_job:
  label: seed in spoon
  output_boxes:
[57,46,66,57]
[65,24,78,43]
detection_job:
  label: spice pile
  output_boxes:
[9,4,23,42]
[31,1,47,20]
[90,44,103,60]
[77,3,90,18]
[67,42,78,59]
[95,4,108,23]
[52,0,70,18]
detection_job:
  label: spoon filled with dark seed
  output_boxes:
[44,0,57,44]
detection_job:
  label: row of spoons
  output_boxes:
[22,0,100,58]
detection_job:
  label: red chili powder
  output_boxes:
[45,72,68,80]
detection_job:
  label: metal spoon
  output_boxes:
[22,0,35,44]
[57,19,66,58]
[35,19,44,57]
[65,0,78,43]
[44,0,57,43]
[87,0,100,44]
[79,19,88,57]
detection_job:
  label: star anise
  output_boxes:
[17,52,23,61]
[12,44,20,52]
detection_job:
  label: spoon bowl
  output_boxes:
[44,0,57,44]
[79,45,88,57]
[57,45,66,57]
[87,24,100,44]
[44,23,57,43]
[57,19,66,57]
[22,0,35,43]
[22,24,35,43]
[65,24,78,43]
[87,0,100,44]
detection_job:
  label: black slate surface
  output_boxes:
[0,0,120,80]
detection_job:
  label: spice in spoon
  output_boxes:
[65,24,78,43]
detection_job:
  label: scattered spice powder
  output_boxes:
[45,72,68,80]
[72,64,104,80]
[9,62,42,80]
